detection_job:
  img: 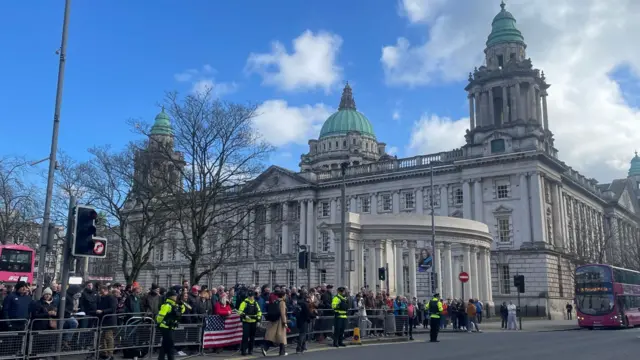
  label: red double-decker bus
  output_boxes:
[575,264,640,329]
[0,244,35,284]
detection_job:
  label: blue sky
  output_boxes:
[0,0,466,172]
[2,0,640,182]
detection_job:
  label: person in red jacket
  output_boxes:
[214,293,232,316]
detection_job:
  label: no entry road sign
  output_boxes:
[458,271,470,283]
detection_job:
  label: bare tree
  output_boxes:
[0,156,41,245]
[137,89,275,285]
[81,143,170,284]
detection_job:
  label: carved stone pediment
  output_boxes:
[493,205,513,214]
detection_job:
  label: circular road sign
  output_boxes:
[458,271,470,283]
[93,241,105,256]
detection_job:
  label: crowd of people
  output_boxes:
[0,279,518,358]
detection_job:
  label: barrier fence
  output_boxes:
[1,309,412,359]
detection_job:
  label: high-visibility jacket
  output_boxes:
[156,298,185,329]
[331,294,348,319]
[238,298,262,323]
[428,298,444,319]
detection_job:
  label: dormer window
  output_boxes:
[491,139,506,153]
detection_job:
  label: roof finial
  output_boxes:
[338,81,357,110]
[161,105,165,113]
[500,0,506,10]
[635,150,638,157]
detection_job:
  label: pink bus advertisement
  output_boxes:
[0,244,35,284]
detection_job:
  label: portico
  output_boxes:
[319,213,493,305]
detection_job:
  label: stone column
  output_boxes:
[282,203,289,254]
[488,88,495,126]
[350,197,357,212]
[416,188,424,215]
[440,185,449,216]
[542,93,549,130]
[474,91,482,127]
[536,90,542,126]
[299,201,306,247]
[551,183,564,249]
[265,205,272,254]
[514,83,521,120]
[367,245,376,291]
[529,83,537,122]
[371,193,378,215]
[520,174,531,243]
[462,245,471,298]
[407,240,418,298]
[392,191,400,214]
[478,248,488,301]
[530,172,547,243]
[502,85,509,123]
[468,95,475,130]
[306,200,315,248]
[334,232,342,285]
[443,243,453,299]
[462,181,472,219]
[394,240,404,296]
[249,209,256,257]
[484,249,493,303]
[470,246,479,298]
[374,240,383,290]
[434,244,443,294]
[473,179,483,222]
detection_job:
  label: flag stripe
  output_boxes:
[202,313,244,349]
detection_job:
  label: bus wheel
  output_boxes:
[588,327,594,330]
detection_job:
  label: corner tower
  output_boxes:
[464,1,555,158]
[300,83,392,172]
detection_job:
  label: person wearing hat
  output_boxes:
[1,281,31,331]
[427,293,444,342]
[238,290,261,356]
[156,289,185,360]
[331,286,349,347]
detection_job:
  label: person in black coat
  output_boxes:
[95,285,117,360]
[295,293,316,354]
[1,281,31,330]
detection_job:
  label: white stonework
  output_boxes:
[128,3,640,321]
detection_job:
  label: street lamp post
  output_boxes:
[36,0,72,299]
[340,162,348,287]
[430,162,438,295]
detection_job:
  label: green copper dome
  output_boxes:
[486,1,525,47]
[319,83,376,139]
[150,107,173,136]
[629,152,640,177]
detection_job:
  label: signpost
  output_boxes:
[459,271,469,301]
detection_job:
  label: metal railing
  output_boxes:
[2,308,412,359]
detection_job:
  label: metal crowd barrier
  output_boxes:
[5,307,411,359]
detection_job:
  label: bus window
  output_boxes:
[0,249,33,272]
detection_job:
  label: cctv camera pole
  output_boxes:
[36,0,71,300]
[56,195,75,357]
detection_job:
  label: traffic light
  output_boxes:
[513,274,525,293]
[298,251,309,269]
[378,267,385,281]
[72,205,108,258]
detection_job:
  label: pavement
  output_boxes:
[217,326,640,360]
[414,319,580,333]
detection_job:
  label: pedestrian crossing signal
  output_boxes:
[378,267,385,281]
[513,274,525,293]
[298,251,309,269]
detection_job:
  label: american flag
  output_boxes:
[202,313,242,349]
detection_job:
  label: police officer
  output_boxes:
[238,290,262,356]
[156,289,185,360]
[331,286,349,347]
[428,293,444,342]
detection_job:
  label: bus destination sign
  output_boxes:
[575,283,613,294]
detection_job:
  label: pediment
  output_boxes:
[245,166,311,193]
[493,205,513,214]
[617,186,637,214]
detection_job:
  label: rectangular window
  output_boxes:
[360,196,371,213]
[293,203,300,221]
[252,271,260,285]
[453,187,463,205]
[497,217,511,242]
[499,265,511,294]
[171,243,177,261]
[424,187,441,208]
[320,201,330,217]
[166,274,172,288]
[319,269,327,284]
[221,272,228,288]
[274,235,283,254]
[402,191,415,210]
[557,264,564,298]
[155,244,164,262]
[287,269,294,288]
[495,179,511,199]
[382,194,392,212]
[318,232,330,252]
[403,266,410,294]
[270,270,276,286]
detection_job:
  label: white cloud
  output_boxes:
[407,114,468,155]
[398,0,447,24]
[174,65,237,96]
[386,0,640,181]
[387,146,399,156]
[253,100,332,147]
[246,30,343,92]
[392,110,401,121]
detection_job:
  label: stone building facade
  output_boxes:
[131,2,640,319]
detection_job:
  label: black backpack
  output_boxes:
[266,300,281,322]
[429,299,439,314]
